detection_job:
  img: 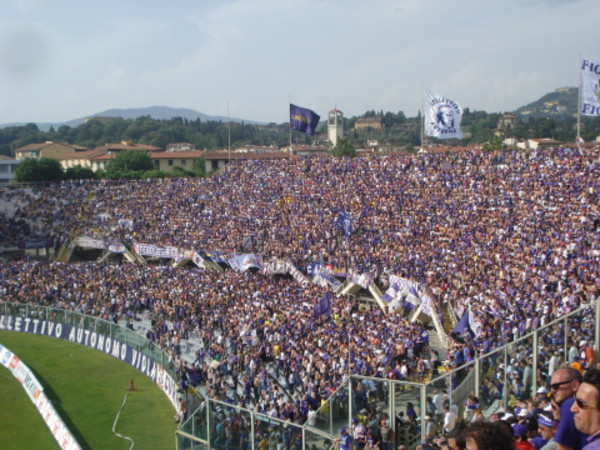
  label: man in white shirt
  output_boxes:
[443,405,457,434]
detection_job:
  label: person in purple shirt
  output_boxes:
[551,367,587,450]
[571,369,600,449]
[337,427,353,450]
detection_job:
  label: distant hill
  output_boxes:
[0,89,583,132]
[514,87,578,119]
[0,106,264,131]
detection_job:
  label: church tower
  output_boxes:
[327,108,344,146]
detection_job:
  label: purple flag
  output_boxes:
[314,293,332,319]
[290,104,320,136]
[452,311,471,335]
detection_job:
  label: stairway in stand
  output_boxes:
[441,303,455,335]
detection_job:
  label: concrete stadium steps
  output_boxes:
[441,303,456,335]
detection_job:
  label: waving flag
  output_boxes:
[228,254,262,271]
[290,104,321,136]
[424,90,463,139]
[452,311,471,335]
[314,293,332,319]
[335,210,352,237]
[581,58,600,116]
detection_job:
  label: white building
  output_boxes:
[327,109,344,147]
[0,156,20,183]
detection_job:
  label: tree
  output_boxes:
[192,156,207,177]
[14,158,39,182]
[329,137,356,157]
[65,165,96,180]
[14,157,64,182]
[36,158,64,181]
[141,169,170,179]
[105,150,154,178]
[482,135,506,152]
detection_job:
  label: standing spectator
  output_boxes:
[433,390,444,423]
[353,418,367,450]
[443,404,457,434]
[337,427,353,450]
[580,342,597,371]
[522,360,534,399]
[379,419,394,450]
[425,414,439,439]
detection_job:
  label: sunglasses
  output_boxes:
[575,398,599,410]
[549,380,573,391]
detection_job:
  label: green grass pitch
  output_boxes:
[0,330,178,450]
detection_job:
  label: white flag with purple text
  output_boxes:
[581,58,600,116]
[424,89,464,139]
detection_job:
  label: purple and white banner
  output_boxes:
[133,243,179,259]
[348,270,372,289]
[106,240,126,254]
[382,275,422,309]
[75,236,105,249]
[228,254,262,271]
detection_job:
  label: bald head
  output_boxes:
[550,367,582,405]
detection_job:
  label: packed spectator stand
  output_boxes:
[1,145,599,448]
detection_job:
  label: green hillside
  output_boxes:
[515,87,578,118]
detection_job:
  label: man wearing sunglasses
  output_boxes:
[550,367,587,450]
[571,368,600,449]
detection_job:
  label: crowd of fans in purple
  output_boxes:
[1,146,600,448]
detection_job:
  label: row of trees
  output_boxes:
[2,110,598,160]
[14,151,208,182]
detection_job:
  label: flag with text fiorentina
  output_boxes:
[290,103,320,136]
[580,58,600,116]
[424,90,464,139]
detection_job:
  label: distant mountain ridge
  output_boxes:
[0,88,582,131]
[0,106,264,131]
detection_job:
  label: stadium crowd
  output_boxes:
[2,145,600,446]
[0,260,433,422]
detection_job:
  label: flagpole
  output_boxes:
[288,96,292,161]
[577,54,582,148]
[420,81,424,151]
[227,100,231,163]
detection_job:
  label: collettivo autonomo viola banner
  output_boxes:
[0,315,179,411]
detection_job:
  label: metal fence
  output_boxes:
[2,298,598,450]
[175,297,600,449]
[0,302,177,381]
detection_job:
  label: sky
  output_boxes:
[0,0,598,125]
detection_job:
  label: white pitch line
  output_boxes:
[112,391,135,450]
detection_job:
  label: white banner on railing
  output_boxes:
[133,243,179,259]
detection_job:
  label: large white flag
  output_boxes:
[424,89,464,139]
[581,58,600,116]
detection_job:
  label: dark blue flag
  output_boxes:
[290,104,320,136]
[314,302,322,318]
[314,293,332,319]
[335,210,352,237]
[320,293,332,317]
[452,311,471,335]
